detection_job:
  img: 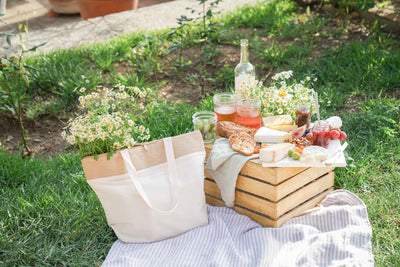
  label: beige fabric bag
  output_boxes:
[81,131,208,243]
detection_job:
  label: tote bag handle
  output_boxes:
[120,137,179,213]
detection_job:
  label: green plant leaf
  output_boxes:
[29,42,46,52]
[6,35,11,47]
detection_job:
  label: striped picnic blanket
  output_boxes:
[102,190,373,266]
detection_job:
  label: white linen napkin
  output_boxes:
[205,138,258,207]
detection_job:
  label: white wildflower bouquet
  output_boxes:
[235,70,317,119]
[62,84,151,159]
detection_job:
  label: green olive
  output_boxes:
[195,123,204,132]
[291,152,301,160]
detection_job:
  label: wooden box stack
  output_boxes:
[204,144,335,227]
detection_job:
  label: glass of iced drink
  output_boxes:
[213,93,237,122]
[236,96,261,130]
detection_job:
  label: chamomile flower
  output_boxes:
[67,136,76,145]
[63,83,151,158]
[113,142,121,149]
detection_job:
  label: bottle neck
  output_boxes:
[240,40,249,63]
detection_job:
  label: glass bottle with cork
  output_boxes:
[234,39,256,91]
[234,39,261,130]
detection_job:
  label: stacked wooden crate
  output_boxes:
[204,144,335,227]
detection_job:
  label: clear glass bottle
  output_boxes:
[234,39,256,92]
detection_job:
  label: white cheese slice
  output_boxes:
[259,143,295,163]
[265,124,298,131]
[300,146,329,163]
[262,115,293,126]
[254,127,292,143]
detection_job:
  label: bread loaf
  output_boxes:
[228,132,256,156]
[217,121,255,138]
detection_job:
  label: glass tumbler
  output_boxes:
[236,96,262,130]
[213,93,237,122]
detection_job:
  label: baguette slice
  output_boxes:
[228,132,256,156]
[217,121,255,138]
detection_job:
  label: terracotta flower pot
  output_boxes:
[78,0,138,20]
[48,0,80,14]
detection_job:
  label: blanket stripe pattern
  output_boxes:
[102,190,373,267]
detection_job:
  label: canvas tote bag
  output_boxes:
[81,131,208,243]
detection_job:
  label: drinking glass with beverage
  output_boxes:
[236,96,261,130]
[213,93,237,122]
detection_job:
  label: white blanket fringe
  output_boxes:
[102,190,373,267]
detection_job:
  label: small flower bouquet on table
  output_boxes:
[235,70,318,120]
[62,84,151,159]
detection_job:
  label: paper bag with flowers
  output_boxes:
[62,85,208,243]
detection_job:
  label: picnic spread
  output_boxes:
[78,39,373,265]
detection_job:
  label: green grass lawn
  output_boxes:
[1,0,399,265]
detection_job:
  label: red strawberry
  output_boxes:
[339,131,347,141]
[330,130,340,140]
